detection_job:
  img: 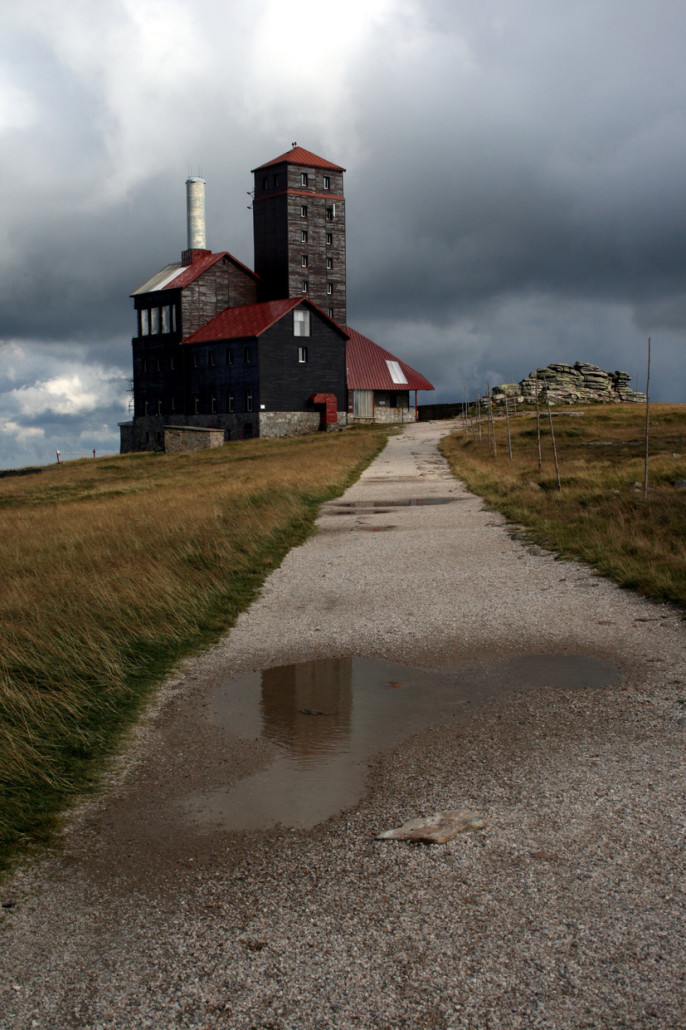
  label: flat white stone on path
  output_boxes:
[376,810,487,843]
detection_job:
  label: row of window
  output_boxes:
[300,231,334,245]
[139,305,178,337]
[261,172,333,191]
[301,255,334,269]
[301,281,335,295]
[300,205,336,220]
[143,391,255,416]
[141,346,253,373]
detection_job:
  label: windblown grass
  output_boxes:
[0,428,388,871]
[440,404,686,607]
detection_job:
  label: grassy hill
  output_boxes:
[0,428,389,872]
[440,403,686,608]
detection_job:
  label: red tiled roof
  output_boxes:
[131,251,259,296]
[182,298,348,344]
[345,328,434,392]
[252,146,345,173]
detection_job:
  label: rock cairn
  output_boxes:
[491,362,645,405]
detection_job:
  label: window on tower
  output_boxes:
[326,257,333,269]
[298,346,308,364]
[301,230,308,242]
[326,282,333,294]
[326,206,334,220]
[302,280,309,293]
[323,175,330,189]
[139,309,149,336]
[301,173,308,186]
[300,205,308,217]
[301,255,308,267]
[326,233,333,245]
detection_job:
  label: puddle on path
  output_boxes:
[185,654,619,832]
[323,497,457,514]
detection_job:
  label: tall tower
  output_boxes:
[252,145,347,325]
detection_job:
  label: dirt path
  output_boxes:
[1,421,684,1029]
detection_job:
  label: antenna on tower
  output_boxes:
[291,141,297,147]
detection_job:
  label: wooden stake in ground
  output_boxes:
[534,376,543,472]
[644,337,651,501]
[504,396,513,462]
[546,393,562,491]
[477,396,482,443]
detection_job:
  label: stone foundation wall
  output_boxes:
[348,407,416,425]
[259,411,322,438]
[164,426,225,454]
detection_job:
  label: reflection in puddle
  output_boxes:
[185,655,619,832]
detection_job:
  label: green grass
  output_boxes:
[0,428,389,873]
[440,404,686,607]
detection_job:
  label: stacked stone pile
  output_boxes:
[491,361,645,405]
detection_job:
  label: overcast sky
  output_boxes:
[1,0,684,468]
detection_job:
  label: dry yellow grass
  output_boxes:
[440,403,686,606]
[0,428,388,870]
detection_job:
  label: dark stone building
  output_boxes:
[120,147,432,452]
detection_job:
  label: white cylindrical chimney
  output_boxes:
[186,176,207,250]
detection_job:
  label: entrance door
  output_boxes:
[353,390,373,419]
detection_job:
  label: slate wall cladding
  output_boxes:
[257,310,347,413]
[253,161,346,324]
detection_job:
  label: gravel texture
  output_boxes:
[1,420,684,1029]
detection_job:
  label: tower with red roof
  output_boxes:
[252,146,346,326]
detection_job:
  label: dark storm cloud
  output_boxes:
[0,0,684,467]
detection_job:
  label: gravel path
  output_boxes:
[1,420,684,1029]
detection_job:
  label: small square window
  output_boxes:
[244,345,252,363]
[301,230,308,242]
[142,358,149,373]
[211,394,217,413]
[326,257,333,269]
[326,233,332,245]
[323,175,330,189]
[226,347,234,365]
[327,307,334,318]
[245,389,253,412]
[194,395,199,414]
[157,398,162,415]
[170,355,175,370]
[326,282,333,294]
[300,205,308,217]
[228,392,235,413]
[193,353,199,368]
[301,172,308,186]
[302,280,308,293]
[273,174,279,188]
[144,399,150,415]
[208,350,216,367]
[301,254,308,267]
[326,206,334,220]
[262,177,268,190]
[298,346,308,364]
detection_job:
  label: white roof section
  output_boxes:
[131,263,184,296]
[386,360,408,385]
